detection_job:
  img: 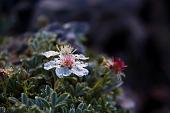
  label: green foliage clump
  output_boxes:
[0,24,129,113]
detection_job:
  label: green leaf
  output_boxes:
[77,103,85,110]
[21,93,28,106]
[54,103,66,109]
[56,93,69,104]
[76,108,82,113]
[29,105,44,113]
[0,107,6,113]
[51,92,58,106]
[61,106,67,113]
[34,98,44,107]
[28,99,35,106]
[8,97,19,104]
[35,96,50,108]
[45,85,53,96]
[69,108,75,113]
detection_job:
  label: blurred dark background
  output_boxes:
[0,0,170,113]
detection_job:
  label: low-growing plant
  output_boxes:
[0,22,129,113]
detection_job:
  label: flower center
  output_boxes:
[61,55,75,68]
[112,59,126,73]
[57,45,76,55]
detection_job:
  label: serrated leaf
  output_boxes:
[54,103,66,109]
[34,99,43,107]
[51,92,58,106]
[0,107,6,113]
[61,106,67,113]
[77,103,85,110]
[8,97,19,104]
[56,93,69,104]
[21,93,28,106]
[69,108,75,113]
[35,96,50,108]
[45,85,53,96]
[76,108,82,113]
[28,99,35,106]
[29,105,44,113]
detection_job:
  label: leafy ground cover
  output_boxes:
[0,22,129,113]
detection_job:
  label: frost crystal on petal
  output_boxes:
[75,61,88,68]
[71,66,89,77]
[44,61,58,70]
[55,67,72,78]
[74,54,89,60]
[41,51,59,58]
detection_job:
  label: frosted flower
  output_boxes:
[103,57,127,74]
[0,67,13,79]
[41,45,89,78]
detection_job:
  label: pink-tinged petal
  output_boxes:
[113,58,127,73]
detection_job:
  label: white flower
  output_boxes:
[41,45,89,78]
